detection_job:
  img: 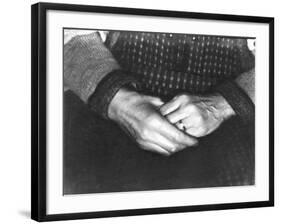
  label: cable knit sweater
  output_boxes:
[64,31,255,123]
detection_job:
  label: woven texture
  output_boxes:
[64,32,121,102]
[107,32,255,98]
[63,31,255,194]
[64,31,255,121]
[88,70,141,119]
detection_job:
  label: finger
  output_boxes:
[153,99,165,107]
[148,96,164,107]
[140,141,171,156]
[159,99,180,116]
[150,132,180,154]
[185,127,204,137]
[175,122,185,131]
[166,108,191,124]
[157,116,198,148]
[181,117,204,137]
[175,121,193,132]
[176,119,194,132]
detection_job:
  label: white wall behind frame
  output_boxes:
[0,0,279,223]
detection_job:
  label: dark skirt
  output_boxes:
[63,91,255,195]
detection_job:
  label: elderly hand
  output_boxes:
[108,88,198,156]
[160,94,235,137]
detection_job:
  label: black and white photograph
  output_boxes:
[31,2,274,221]
[63,29,256,194]
[1,0,281,223]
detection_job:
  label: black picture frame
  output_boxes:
[31,2,274,222]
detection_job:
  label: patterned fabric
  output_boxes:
[216,80,254,124]
[107,32,254,98]
[64,32,121,102]
[64,31,255,121]
[88,70,142,119]
[63,32,255,193]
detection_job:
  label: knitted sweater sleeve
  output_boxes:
[216,40,255,124]
[216,77,255,124]
[64,32,140,119]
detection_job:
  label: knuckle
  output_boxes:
[147,115,161,127]
[139,128,150,141]
[179,94,190,101]
[200,126,208,135]
[192,127,206,137]
[191,139,199,146]
[175,133,185,143]
[188,128,199,137]
[182,105,191,113]
[188,104,197,112]
[196,115,204,123]
[169,146,177,153]
[173,144,184,152]
[181,134,198,146]
[166,114,173,122]
[136,140,149,150]
[144,114,156,124]
[194,107,201,114]
[173,95,181,100]
[195,128,203,136]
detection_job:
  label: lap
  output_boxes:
[63,91,254,194]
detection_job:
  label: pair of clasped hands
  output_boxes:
[108,88,235,156]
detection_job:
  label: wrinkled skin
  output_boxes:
[108,88,198,156]
[160,94,235,137]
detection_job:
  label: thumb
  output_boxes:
[149,97,164,107]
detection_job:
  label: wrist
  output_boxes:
[108,87,140,122]
[213,94,235,120]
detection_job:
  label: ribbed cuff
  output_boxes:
[216,80,255,124]
[88,70,141,119]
